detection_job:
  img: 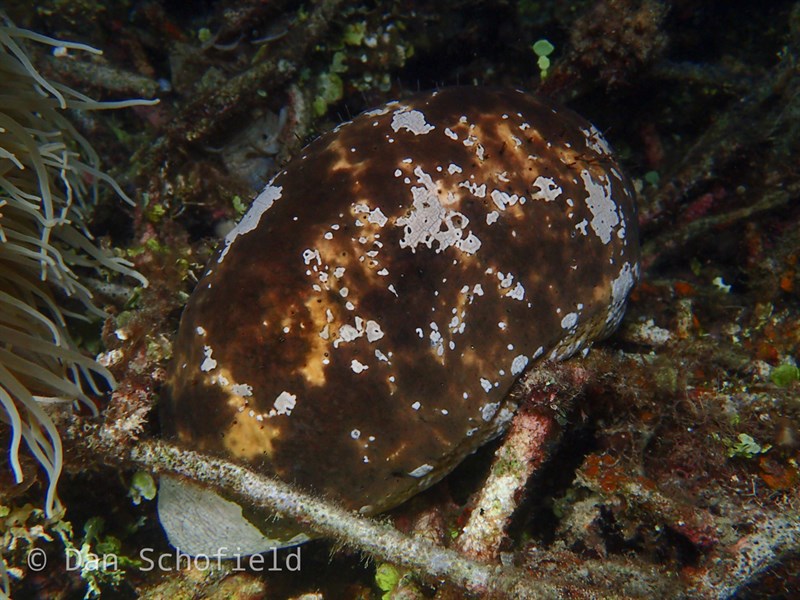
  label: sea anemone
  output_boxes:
[0,14,152,517]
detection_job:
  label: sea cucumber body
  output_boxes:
[161,88,639,553]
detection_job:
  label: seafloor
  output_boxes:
[1,1,799,598]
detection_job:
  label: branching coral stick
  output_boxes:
[692,512,800,598]
[457,401,563,561]
[128,439,591,600]
[455,364,589,560]
[170,0,346,143]
[60,355,800,599]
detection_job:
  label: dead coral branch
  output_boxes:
[130,440,573,600]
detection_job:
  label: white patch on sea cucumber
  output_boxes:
[447,163,463,174]
[303,248,321,265]
[396,166,481,255]
[486,211,500,225]
[491,189,521,211]
[337,324,360,344]
[458,181,487,197]
[366,320,384,342]
[459,232,482,254]
[391,109,435,135]
[273,391,297,415]
[368,208,388,226]
[218,184,282,263]
[481,402,500,421]
[231,383,253,397]
[195,326,206,336]
[581,170,621,244]
[411,401,421,410]
[511,354,529,376]
[200,346,217,372]
[364,104,395,117]
[582,125,612,155]
[607,262,636,326]
[561,312,579,330]
[351,429,361,439]
[505,281,525,301]
[351,359,369,373]
[408,464,434,478]
[498,272,514,288]
[480,378,493,393]
[429,322,445,357]
[531,176,562,202]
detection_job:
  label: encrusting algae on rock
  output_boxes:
[159,87,640,556]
